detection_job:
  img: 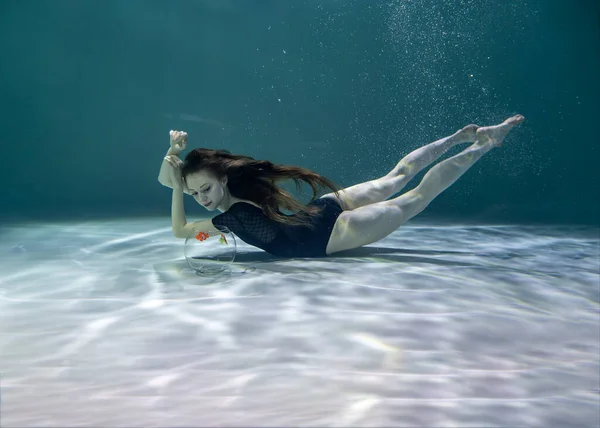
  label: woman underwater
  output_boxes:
[158,114,524,258]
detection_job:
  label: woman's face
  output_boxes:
[185,170,227,211]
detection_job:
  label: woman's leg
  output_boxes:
[325,115,525,255]
[322,124,479,210]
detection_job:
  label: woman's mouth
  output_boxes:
[203,202,212,207]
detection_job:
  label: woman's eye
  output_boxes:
[204,187,211,192]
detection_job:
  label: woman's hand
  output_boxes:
[169,130,188,155]
[159,155,190,193]
[164,155,187,190]
[159,129,190,192]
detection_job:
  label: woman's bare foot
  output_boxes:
[454,124,480,143]
[476,114,525,147]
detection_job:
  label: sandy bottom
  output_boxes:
[1,219,599,427]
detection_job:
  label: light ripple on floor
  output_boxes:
[0,219,599,427]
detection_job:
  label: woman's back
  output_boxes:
[211,198,343,258]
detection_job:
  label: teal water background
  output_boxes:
[1,3,599,425]
[1,0,598,225]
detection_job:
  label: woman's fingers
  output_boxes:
[165,155,184,170]
[164,155,177,167]
[170,130,188,143]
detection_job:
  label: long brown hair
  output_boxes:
[181,148,342,227]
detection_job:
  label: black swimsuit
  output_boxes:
[211,197,344,258]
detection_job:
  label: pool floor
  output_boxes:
[1,219,598,427]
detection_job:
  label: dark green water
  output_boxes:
[1,0,598,225]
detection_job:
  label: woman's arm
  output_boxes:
[158,130,188,191]
[170,186,220,238]
[158,150,183,190]
[164,145,221,239]
[171,185,187,236]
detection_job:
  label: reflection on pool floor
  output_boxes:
[1,219,598,427]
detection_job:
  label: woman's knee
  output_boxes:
[394,160,418,179]
[381,173,410,196]
[394,190,428,218]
